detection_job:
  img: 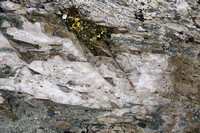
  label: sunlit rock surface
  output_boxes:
[0,0,199,132]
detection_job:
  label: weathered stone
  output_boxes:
[0,0,199,132]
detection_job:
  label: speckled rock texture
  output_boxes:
[0,0,199,132]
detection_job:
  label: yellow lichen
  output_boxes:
[97,34,101,38]
[63,7,114,56]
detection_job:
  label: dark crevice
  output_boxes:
[28,68,41,75]
[0,6,4,13]
[135,9,144,22]
[104,77,116,86]
[186,37,194,43]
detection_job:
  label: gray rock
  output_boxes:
[0,0,199,132]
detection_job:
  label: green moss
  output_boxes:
[63,7,114,56]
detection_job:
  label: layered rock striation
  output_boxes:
[0,0,199,132]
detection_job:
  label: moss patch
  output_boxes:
[62,7,115,56]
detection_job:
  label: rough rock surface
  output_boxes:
[0,0,199,132]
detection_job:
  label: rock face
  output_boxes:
[0,0,199,132]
